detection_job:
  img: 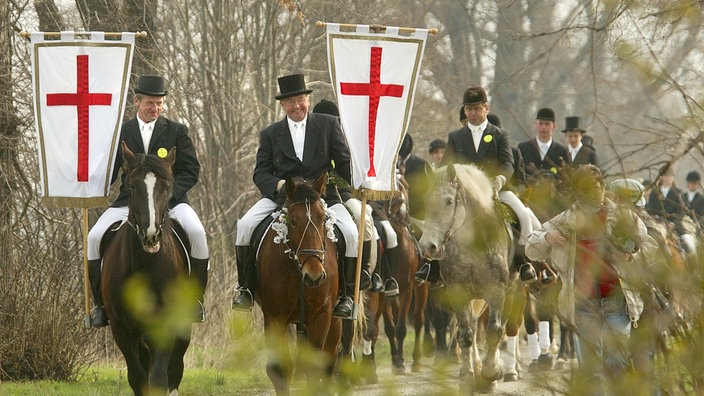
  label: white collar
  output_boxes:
[287,115,308,130]
[468,119,488,134]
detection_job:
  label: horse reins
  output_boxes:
[284,199,326,272]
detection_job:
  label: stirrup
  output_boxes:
[414,262,432,283]
[90,306,109,328]
[194,300,205,323]
[332,296,354,319]
[383,278,400,298]
[232,288,254,311]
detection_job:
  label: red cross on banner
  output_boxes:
[340,46,404,177]
[46,54,112,182]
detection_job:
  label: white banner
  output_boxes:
[326,23,428,197]
[30,31,135,207]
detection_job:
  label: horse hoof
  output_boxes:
[476,379,497,393]
[412,362,422,373]
[503,372,518,382]
[392,365,406,375]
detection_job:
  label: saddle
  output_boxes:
[99,219,192,270]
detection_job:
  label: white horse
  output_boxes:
[418,163,517,393]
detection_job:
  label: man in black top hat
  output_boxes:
[518,108,569,181]
[232,74,368,319]
[562,116,598,167]
[86,74,209,327]
[682,170,704,228]
[416,85,540,283]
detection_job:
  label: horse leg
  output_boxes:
[393,285,413,374]
[305,312,337,394]
[502,285,526,382]
[361,292,382,385]
[423,296,436,358]
[111,325,149,396]
[149,348,172,392]
[479,294,505,393]
[412,282,429,372]
[167,336,191,393]
[264,321,293,396]
[383,299,403,374]
[455,309,475,394]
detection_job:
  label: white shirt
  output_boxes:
[687,190,697,203]
[569,142,583,161]
[137,117,156,151]
[287,115,308,161]
[660,185,671,198]
[536,138,552,161]
[468,119,488,152]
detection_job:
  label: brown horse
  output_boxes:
[361,178,428,381]
[101,143,193,396]
[256,172,341,395]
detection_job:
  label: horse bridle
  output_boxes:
[284,199,326,271]
[126,167,168,240]
[439,179,475,246]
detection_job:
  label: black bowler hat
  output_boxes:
[275,74,313,100]
[536,107,555,122]
[134,75,168,96]
[562,116,586,133]
[462,85,488,105]
[687,171,702,183]
[312,99,339,116]
[429,138,446,154]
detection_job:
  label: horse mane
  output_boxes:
[286,177,322,204]
[130,153,173,182]
[437,164,496,215]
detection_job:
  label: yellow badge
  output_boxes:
[483,134,493,143]
[550,167,558,174]
[157,148,168,158]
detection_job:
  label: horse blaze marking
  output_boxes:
[340,46,404,177]
[144,173,157,237]
[46,54,112,182]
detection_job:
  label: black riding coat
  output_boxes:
[111,116,200,209]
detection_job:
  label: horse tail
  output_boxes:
[353,292,367,348]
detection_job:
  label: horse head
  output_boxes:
[419,163,497,260]
[122,141,176,253]
[283,171,329,287]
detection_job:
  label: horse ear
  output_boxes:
[313,171,328,196]
[285,177,296,199]
[447,163,457,181]
[122,141,136,166]
[165,146,177,167]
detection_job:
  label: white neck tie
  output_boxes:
[141,123,153,151]
[292,123,305,161]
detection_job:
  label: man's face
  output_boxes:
[565,131,582,147]
[464,102,489,126]
[135,95,164,123]
[280,94,310,122]
[535,119,555,142]
[688,181,700,192]
[659,173,674,188]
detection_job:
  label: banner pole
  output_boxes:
[315,20,438,35]
[19,31,148,39]
[351,190,368,321]
[82,207,92,329]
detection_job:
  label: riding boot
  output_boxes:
[359,240,372,291]
[415,259,441,284]
[190,257,209,322]
[232,245,255,311]
[383,246,400,298]
[332,257,357,319]
[370,241,384,293]
[88,259,109,328]
[515,244,538,283]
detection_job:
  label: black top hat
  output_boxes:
[429,138,447,154]
[536,107,555,122]
[275,74,313,100]
[562,116,586,133]
[134,75,168,96]
[487,113,501,127]
[687,170,701,183]
[462,85,488,105]
[312,99,339,116]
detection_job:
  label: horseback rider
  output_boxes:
[232,74,373,319]
[86,75,209,327]
[415,85,541,284]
